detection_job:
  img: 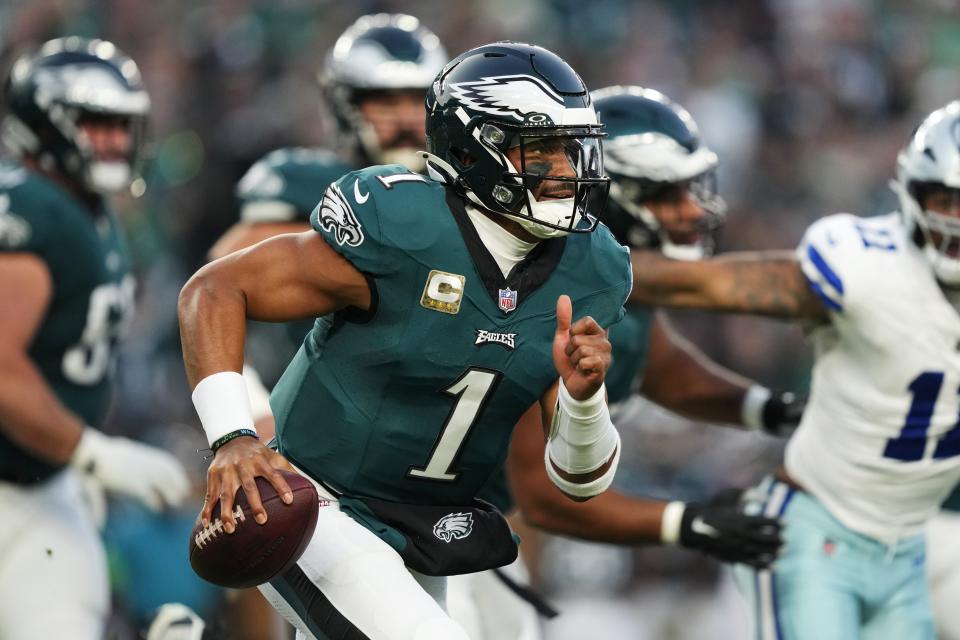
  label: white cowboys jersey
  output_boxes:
[788,212,960,542]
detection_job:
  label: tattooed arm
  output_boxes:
[629,250,830,322]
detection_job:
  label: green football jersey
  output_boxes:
[236,147,354,384]
[271,165,632,506]
[0,161,133,483]
[236,147,353,224]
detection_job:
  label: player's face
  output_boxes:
[78,113,133,162]
[505,138,579,201]
[644,181,708,246]
[356,90,426,151]
[922,186,960,218]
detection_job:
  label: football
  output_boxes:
[189,470,319,589]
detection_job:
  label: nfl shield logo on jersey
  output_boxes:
[498,287,517,313]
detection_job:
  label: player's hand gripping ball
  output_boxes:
[189,470,318,588]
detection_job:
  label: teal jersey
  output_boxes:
[236,147,354,224]
[0,161,133,483]
[236,147,354,383]
[271,165,632,506]
[605,305,655,404]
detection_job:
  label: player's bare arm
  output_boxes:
[0,253,84,462]
[207,220,310,261]
[641,312,750,422]
[179,230,370,532]
[630,250,829,322]
[508,400,783,567]
[639,312,803,434]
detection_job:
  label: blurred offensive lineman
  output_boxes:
[0,38,188,639]
[629,101,960,639]
[446,86,797,640]
[179,42,630,640]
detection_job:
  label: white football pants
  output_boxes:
[0,470,109,639]
[446,556,543,640]
[258,483,469,640]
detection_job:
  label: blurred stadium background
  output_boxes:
[2,0,957,637]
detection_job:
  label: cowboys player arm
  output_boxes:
[629,249,829,321]
[506,401,782,567]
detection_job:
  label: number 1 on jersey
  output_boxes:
[408,368,502,481]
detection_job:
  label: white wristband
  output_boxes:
[544,432,621,499]
[660,501,687,546]
[191,371,257,447]
[741,385,772,431]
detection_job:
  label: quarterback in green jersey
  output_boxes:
[0,38,188,639]
[181,42,629,640]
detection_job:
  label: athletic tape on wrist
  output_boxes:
[660,501,687,546]
[548,378,617,474]
[741,385,772,431]
[544,432,621,498]
[191,371,257,447]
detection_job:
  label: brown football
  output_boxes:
[189,470,319,589]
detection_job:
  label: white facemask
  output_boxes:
[512,197,580,239]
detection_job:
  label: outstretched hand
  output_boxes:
[552,294,612,401]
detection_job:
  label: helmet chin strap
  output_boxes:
[511,198,577,239]
[423,151,578,239]
[87,161,131,193]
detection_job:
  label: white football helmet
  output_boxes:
[893,101,960,285]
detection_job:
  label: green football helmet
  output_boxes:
[424,42,609,239]
[1,37,150,194]
[321,13,448,170]
[593,85,726,259]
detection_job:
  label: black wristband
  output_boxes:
[211,429,258,453]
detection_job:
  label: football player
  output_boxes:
[446,86,796,640]
[209,12,448,409]
[209,13,446,263]
[0,37,189,639]
[627,101,960,639]
[199,16,449,640]
[180,42,630,640]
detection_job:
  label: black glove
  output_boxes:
[678,490,783,569]
[762,391,807,437]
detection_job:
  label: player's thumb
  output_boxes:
[555,295,572,335]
